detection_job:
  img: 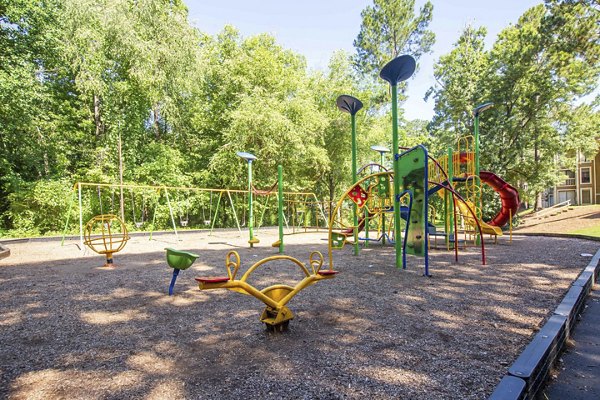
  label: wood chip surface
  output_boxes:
[0,228,597,399]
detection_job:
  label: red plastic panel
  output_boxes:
[195,276,230,284]
[349,184,368,207]
[480,171,520,227]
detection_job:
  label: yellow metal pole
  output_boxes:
[509,208,513,243]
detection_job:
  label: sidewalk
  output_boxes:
[542,288,600,399]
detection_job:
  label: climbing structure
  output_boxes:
[329,145,432,274]
[429,135,520,245]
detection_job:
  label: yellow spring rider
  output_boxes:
[195,251,337,331]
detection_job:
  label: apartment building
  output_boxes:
[543,151,600,207]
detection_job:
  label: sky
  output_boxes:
[184,0,542,121]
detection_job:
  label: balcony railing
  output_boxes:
[563,178,576,186]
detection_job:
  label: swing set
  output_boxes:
[62,182,325,249]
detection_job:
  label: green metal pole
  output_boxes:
[391,84,402,268]
[61,190,75,246]
[247,160,255,246]
[351,113,359,256]
[209,191,223,235]
[278,165,284,254]
[164,188,179,242]
[226,191,242,234]
[78,182,83,250]
[380,152,386,245]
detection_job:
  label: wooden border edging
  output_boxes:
[488,248,600,400]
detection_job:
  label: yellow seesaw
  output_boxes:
[195,251,338,331]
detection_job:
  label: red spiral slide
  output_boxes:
[479,171,520,227]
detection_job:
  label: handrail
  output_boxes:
[531,200,571,218]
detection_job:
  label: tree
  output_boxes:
[425,26,489,150]
[428,2,599,208]
[353,0,434,78]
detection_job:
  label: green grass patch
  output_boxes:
[568,225,600,238]
[517,208,534,217]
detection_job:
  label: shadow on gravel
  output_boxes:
[0,234,597,399]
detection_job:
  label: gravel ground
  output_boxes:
[0,228,597,399]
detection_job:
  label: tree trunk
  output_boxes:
[153,104,161,140]
[535,191,542,210]
[94,94,104,137]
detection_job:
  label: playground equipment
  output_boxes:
[237,151,260,247]
[83,214,130,267]
[165,247,199,295]
[380,54,418,269]
[337,95,364,256]
[62,182,324,249]
[270,165,329,252]
[328,55,519,274]
[195,250,337,331]
[330,145,435,275]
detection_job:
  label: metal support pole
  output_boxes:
[164,188,179,241]
[61,190,75,246]
[351,113,359,256]
[380,151,387,245]
[248,160,255,246]
[209,191,223,236]
[227,190,242,234]
[336,95,363,255]
[78,182,83,250]
[391,84,402,268]
[278,165,284,254]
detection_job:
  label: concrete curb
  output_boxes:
[0,243,9,259]
[489,248,600,399]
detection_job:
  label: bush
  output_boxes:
[5,179,75,235]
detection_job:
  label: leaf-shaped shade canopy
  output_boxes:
[370,145,390,153]
[473,102,494,116]
[336,95,363,116]
[236,151,257,162]
[379,55,416,86]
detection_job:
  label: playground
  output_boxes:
[0,228,597,399]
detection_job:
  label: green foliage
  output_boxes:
[427,2,599,208]
[5,179,74,235]
[353,0,435,78]
[1,0,598,236]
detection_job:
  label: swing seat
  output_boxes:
[165,248,199,270]
[248,237,260,245]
